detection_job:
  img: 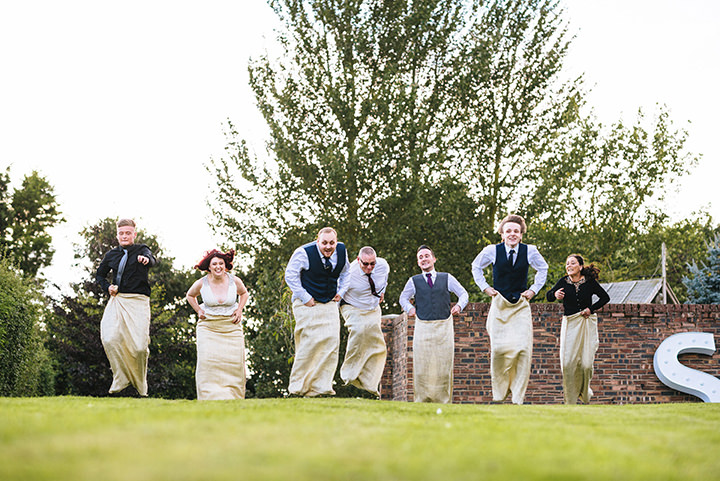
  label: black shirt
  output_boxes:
[546,276,610,316]
[96,244,156,297]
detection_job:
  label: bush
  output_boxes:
[0,258,54,396]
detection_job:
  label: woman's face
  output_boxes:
[566,256,581,277]
[209,256,227,276]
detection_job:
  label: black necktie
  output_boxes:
[508,249,515,265]
[115,248,128,285]
[323,256,332,271]
[367,273,380,297]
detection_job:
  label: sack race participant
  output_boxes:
[187,249,250,400]
[284,227,350,397]
[400,245,468,404]
[95,219,156,396]
[471,214,548,404]
[337,246,390,397]
[546,254,609,404]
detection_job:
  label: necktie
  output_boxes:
[367,273,380,297]
[323,256,332,271]
[426,272,433,288]
[508,249,515,265]
[115,248,128,285]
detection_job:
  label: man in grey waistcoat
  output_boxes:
[399,245,468,403]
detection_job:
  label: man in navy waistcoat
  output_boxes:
[400,245,468,403]
[471,214,548,404]
[285,227,350,396]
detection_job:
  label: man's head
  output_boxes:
[316,227,338,258]
[416,245,436,273]
[357,246,377,274]
[116,218,137,247]
[498,214,526,248]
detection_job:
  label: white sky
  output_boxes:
[1,0,718,292]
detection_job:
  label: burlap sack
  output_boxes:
[100,293,151,396]
[413,315,454,404]
[196,315,246,400]
[288,299,340,396]
[559,312,599,404]
[486,295,533,404]
[340,304,387,397]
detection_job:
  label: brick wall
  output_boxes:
[379,303,720,404]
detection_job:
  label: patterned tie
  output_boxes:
[508,249,515,265]
[367,273,380,297]
[323,256,332,271]
[115,248,128,285]
[426,272,433,288]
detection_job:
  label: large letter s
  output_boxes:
[653,332,720,402]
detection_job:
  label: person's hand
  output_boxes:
[231,309,243,324]
[484,287,498,297]
[554,288,565,300]
[581,308,591,318]
[379,292,385,303]
[137,255,149,265]
[305,298,316,307]
[451,305,461,316]
[197,309,206,320]
[332,294,341,302]
[521,289,535,300]
[108,285,118,296]
[407,307,416,318]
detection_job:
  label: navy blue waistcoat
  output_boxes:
[412,272,451,320]
[300,242,346,303]
[492,243,528,303]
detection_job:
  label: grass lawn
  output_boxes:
[1,397,719,481]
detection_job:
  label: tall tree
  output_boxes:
[0,168,64,277]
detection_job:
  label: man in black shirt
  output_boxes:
[96,219,156,396]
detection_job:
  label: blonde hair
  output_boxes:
[317,227,337,238]
[497,214,526,234]
[117,218,136,228]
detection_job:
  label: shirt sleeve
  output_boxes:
[375,258,390,294]
[545,277,565,302]
[471,245,495,292]
[527,245,549,295]
[140,246,157,267]
[284,247,312,304]
[95,253,112,293]
[335,249,352,298]
[447,273,469,311]
[590,279,611,313]
[399,277,416,314]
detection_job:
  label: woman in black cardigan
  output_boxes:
[547,254,610,404]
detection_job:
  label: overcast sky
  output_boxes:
[1,0,718,292]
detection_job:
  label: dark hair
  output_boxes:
[417,245,434,256]
[568,254,600,280]
[195,249,235,271]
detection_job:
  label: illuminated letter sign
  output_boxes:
[653,332,720,403]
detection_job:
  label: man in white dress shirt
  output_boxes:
[400,245,468,403]
[336,246,389,397]
[471,214,548,404]
[284,227,350,396]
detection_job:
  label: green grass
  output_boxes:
[1,397,719,481]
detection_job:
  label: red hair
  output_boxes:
[195,249,235,271]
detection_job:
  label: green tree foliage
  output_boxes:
[208,0,706,395]
[683,234,720,304]
[46,218,200,398]
[0,258,54,396]
[0,167,64,277]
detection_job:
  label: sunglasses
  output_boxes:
[360,260,376,267]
